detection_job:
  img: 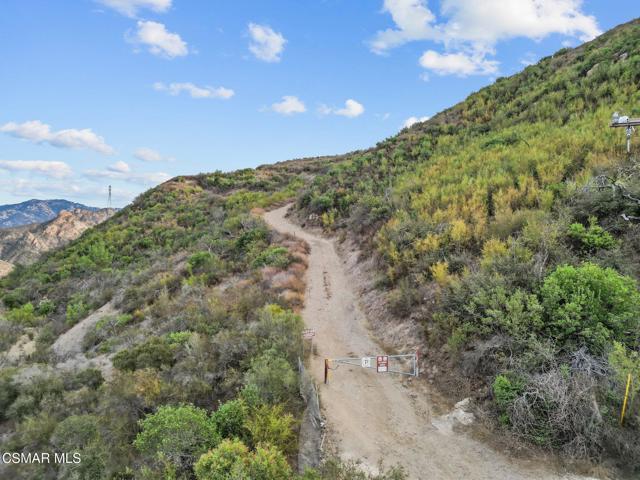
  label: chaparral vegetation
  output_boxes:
[1,16,640,480]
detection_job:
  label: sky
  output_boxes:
[0,0,638,208]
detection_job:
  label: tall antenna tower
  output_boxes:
[108,185,112,209]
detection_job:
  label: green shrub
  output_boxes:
[167,331,191,345]
[194,438,250,480]
[35,298,56,316]
[134,404,221,471]
[567,217,616,251]
[251,304,304,363]
[113,337,176,371]
[243,349,298,405]
[2,288,28,309]
[246,443,292,480]
[66,297,90,327]
[6,375,64,421]
[609,341,640,405]
[194,440,292,480]
[115,313,133,327]
[67,368,104,390]
[469,286,544,340]
[187,251,224,284]
[252,246,291,269]
[245,404,296,454]
[540,263,640,352]
[51,415,106,479]
[7,302,38,326]
[212,399,249,441]
[0,371,18,421]
[493,374,524,411]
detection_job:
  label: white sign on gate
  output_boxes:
[361,357,371,368]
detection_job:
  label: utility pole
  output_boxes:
[611,112,640,154]
[108,185,112,209]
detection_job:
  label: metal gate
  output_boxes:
[324,351,419,383]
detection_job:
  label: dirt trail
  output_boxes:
[264,204,597,480]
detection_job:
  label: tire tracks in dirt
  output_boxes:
[264,204,598,480]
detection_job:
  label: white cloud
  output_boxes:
[419,50,498,76]
[248,23,286,62]
[439,0,601,49]
[370,0,437,54]
[271,96,306,115]
[85,168,170,185]
[336,99,365,118]
[319,99,365,118]
[134,147,174,162]
[371,0,601,76]
[108,160,131,173]
[153,82,234,99]
[0,160,73,179]
[132,20,188,58]
[97,0,171,17]
[0,120,115,155]
[403,115,430,128]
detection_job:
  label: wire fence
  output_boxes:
[297,357,323,473]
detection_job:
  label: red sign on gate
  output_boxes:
[376,355,388,373]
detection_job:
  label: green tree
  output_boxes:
[194,438,250,480]
[51,414,106,480]
[134,404,221,472]
[245,404,296,454]
[244,349,298,405]
[212,399,249,441]
[246,443,292,480]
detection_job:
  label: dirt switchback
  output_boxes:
[264,204,598,480]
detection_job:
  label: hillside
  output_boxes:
[0,17,639,480]
[0,199,99,228]
[294,17,640,472]
[0,208,116,267]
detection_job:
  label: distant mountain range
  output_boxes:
[0,199,100,228]
[0,208,116,269]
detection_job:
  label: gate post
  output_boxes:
[324,358,329,384]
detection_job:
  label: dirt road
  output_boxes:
[264,204,597,480]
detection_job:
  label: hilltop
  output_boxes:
[1,17,640,480]
[294,16,640,472]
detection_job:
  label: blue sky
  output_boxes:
[0,0,638,207]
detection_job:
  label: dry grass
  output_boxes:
[281,289,305,308]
